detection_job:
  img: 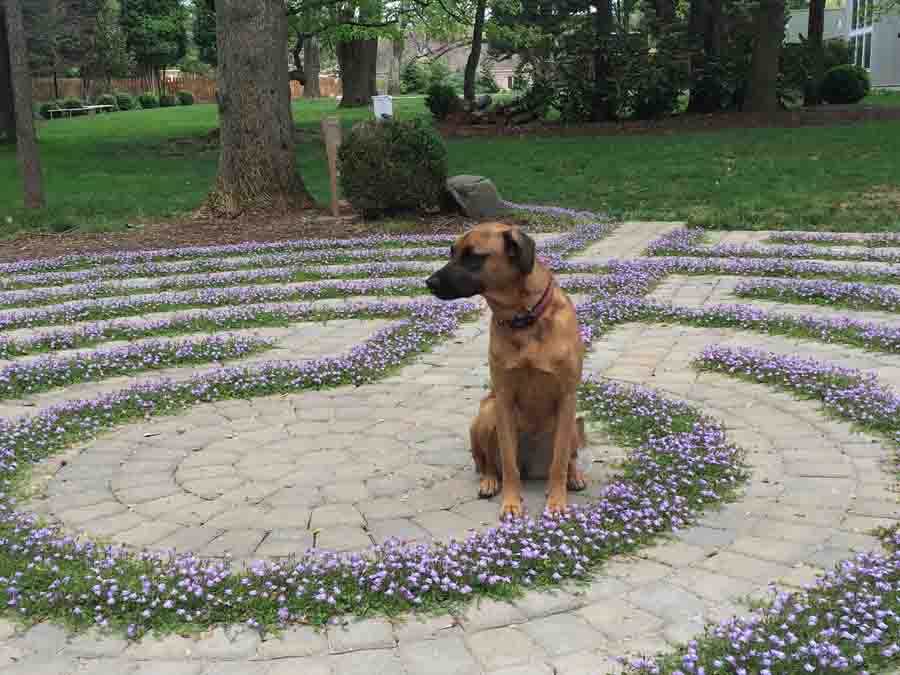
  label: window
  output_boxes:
[849,0,875,70]
[507,76,513,89]
[863,32,872,68]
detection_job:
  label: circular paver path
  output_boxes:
[2,221,898,675]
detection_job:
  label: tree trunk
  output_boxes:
[6,0,44,208]
[591,0,614,121]
[745,0,785,113]
[303,37,320,97]
[463,0,487,102]
[687,0,726,113]
[206,0,312,217]
[337,38,377,108]
[804,0,825,106]
[0,5,15,144]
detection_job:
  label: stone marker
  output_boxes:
[446,175,503,219]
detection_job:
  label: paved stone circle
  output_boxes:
[2,220,899,674]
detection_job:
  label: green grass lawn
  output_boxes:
[2,96,900,237]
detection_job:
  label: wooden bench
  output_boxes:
[47,105,116,119]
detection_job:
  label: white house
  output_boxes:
[788,1,900,87]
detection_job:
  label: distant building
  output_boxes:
[788,0,900,87]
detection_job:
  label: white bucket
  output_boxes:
[372,95,393,120]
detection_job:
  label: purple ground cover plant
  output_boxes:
[768,231,900,248]
[0,363,743,636]
[0,299,428,359]
[695,344,900,445]
[734,278,900,313]
[0,334,273,400]
[647,227,900,264]
[622,529,900,674]
[0,273,634,332]
[622,348,900,674]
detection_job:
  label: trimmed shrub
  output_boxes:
[38,102,62,119]
[425,82,462,121]
[115,92,137,111]
[138,92,159,109]
[96,93,118,110]
[176,90,195,106]
[821,64,870,104]
[159,93,177,108]
[400,61,429,94]
[338,119,448,219]
[61,97,83,110]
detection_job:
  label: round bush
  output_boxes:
[821,64,870,104]
[138,92,159,109]
[96,93,118,110]
[159,93,177,108]
[338,119,448,219]
[425,82,462,121]
[61,97,83,110]
[176,90,195,106]
[115,92,137,111]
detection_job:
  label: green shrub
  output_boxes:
[425,82,462,121]
[338,119,448,219]
[159,93,177,107]
[400,61,429,94]
[61,97,83,110]
[115,92,137,111]
[821,64,870,104]
[477,61,500,94]
[824,39,851,72]
[176,90,195,106]
[38,102,62,119]
[96,93,118,110]
[138,92,159,109]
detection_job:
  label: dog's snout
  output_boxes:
[426,274,440,292]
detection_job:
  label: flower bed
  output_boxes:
[768,231,900,248]
[647,227,900,264]
[0,335,273,399]
[734,278,900,313]
[622,346,900,674]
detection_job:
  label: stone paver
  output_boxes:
[3,222,899,674]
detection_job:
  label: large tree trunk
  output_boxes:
[337,38,377,107]
[6,0,44,208]
[0,5,15,144]
[206,0,312,217]
[303,37,321,97]
[463,0,487,102]
[591,0,614,121]
[745,0,785,113]
[804,0,825,106]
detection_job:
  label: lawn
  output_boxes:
[2,96,900,237]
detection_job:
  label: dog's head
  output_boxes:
[426,222,536,301]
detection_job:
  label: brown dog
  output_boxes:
[426,222,586,516]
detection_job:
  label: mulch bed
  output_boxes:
[437,105,900,139]
[0,209,486,264]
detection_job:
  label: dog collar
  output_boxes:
[495,280,554,330]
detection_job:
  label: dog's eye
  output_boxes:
[461,250,486,271]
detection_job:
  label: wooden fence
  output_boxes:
[33,73,342,103]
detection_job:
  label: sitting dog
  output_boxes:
[426,222,586,516]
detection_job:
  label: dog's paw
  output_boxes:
[567,470,587,492]
[478,476,501,498]
[544,492,568,514]
[500,498,523,519]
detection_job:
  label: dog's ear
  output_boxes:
[502,229,536,275]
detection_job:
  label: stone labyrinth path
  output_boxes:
[0,210,898,675]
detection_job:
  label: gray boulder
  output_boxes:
[446,175,503,219]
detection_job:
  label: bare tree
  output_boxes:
[206,0,312,217]
[462,0,486,102]
[4,0,45,208]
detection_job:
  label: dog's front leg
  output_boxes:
[545,391,577,514]
[495,388,523,518]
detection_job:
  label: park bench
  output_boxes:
[47,104,116,119]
